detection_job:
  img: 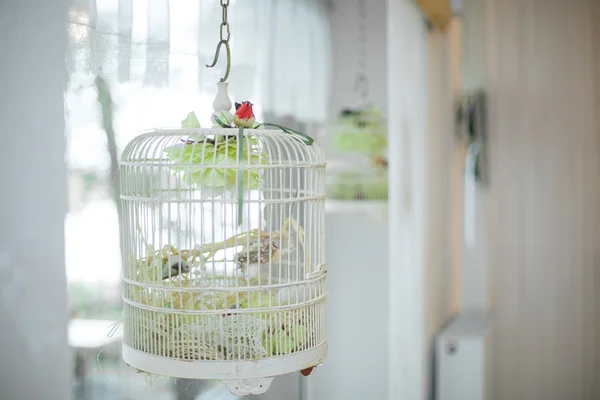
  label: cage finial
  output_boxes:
[211,81,233,128]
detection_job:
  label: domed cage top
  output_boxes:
[119,125,327,395]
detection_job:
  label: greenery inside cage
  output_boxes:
[125,217,319,361]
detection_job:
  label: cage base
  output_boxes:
[222,377,274,396]
[122,341,327,382]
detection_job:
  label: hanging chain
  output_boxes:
[206,0,231,82]
[358,0,366,75]
[220,0,230,42]
[354,0,369,102]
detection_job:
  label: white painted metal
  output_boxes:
[122,342,327,380]
[308,211,389,400]
[435,311,493,400]
[0,0,72,399]
[119,85,327,396]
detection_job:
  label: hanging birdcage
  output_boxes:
[118,1,327,390]
[326,0,388,206]
[119,81,327,396]
[326,105,389,204]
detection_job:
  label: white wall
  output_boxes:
[0,0,72,399]
[307,212,389,400]
[387,0,429,398]
[462,0,600,398]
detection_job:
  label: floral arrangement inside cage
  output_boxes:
[119,81,327,396]
[327,105,388,201]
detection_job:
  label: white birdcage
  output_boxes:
[326,106,389,208]
[326,0,388,208]
[119,83,327,396]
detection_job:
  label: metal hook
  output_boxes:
[354,73,369,101]
[206,40,231,82]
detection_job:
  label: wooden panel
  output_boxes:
[416,0,453,31]
[590,3,600,397]
[479,0,600,398]
[425,27,452,344]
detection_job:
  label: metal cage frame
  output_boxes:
[119,127,327,395]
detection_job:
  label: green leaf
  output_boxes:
[164,143,195,158]
[213,111,232,128]
[267,332,296,355]
[293,326,306,349]
[181,112,201,129]
[261,122,314,145]
[246,136,259,148]
[164,130,267,190]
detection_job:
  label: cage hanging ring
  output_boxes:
[206,40,231,82]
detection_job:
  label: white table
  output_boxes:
[68,319,124,396]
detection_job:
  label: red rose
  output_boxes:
[236,101,254,119]
[233,101,256,128]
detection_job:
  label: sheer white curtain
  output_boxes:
[64,0,331,285]
[67,0,331,124]
[66,0,331,170]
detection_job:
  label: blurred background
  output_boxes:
[1,0,599,399]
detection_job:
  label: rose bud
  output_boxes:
[233,101,256,128]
